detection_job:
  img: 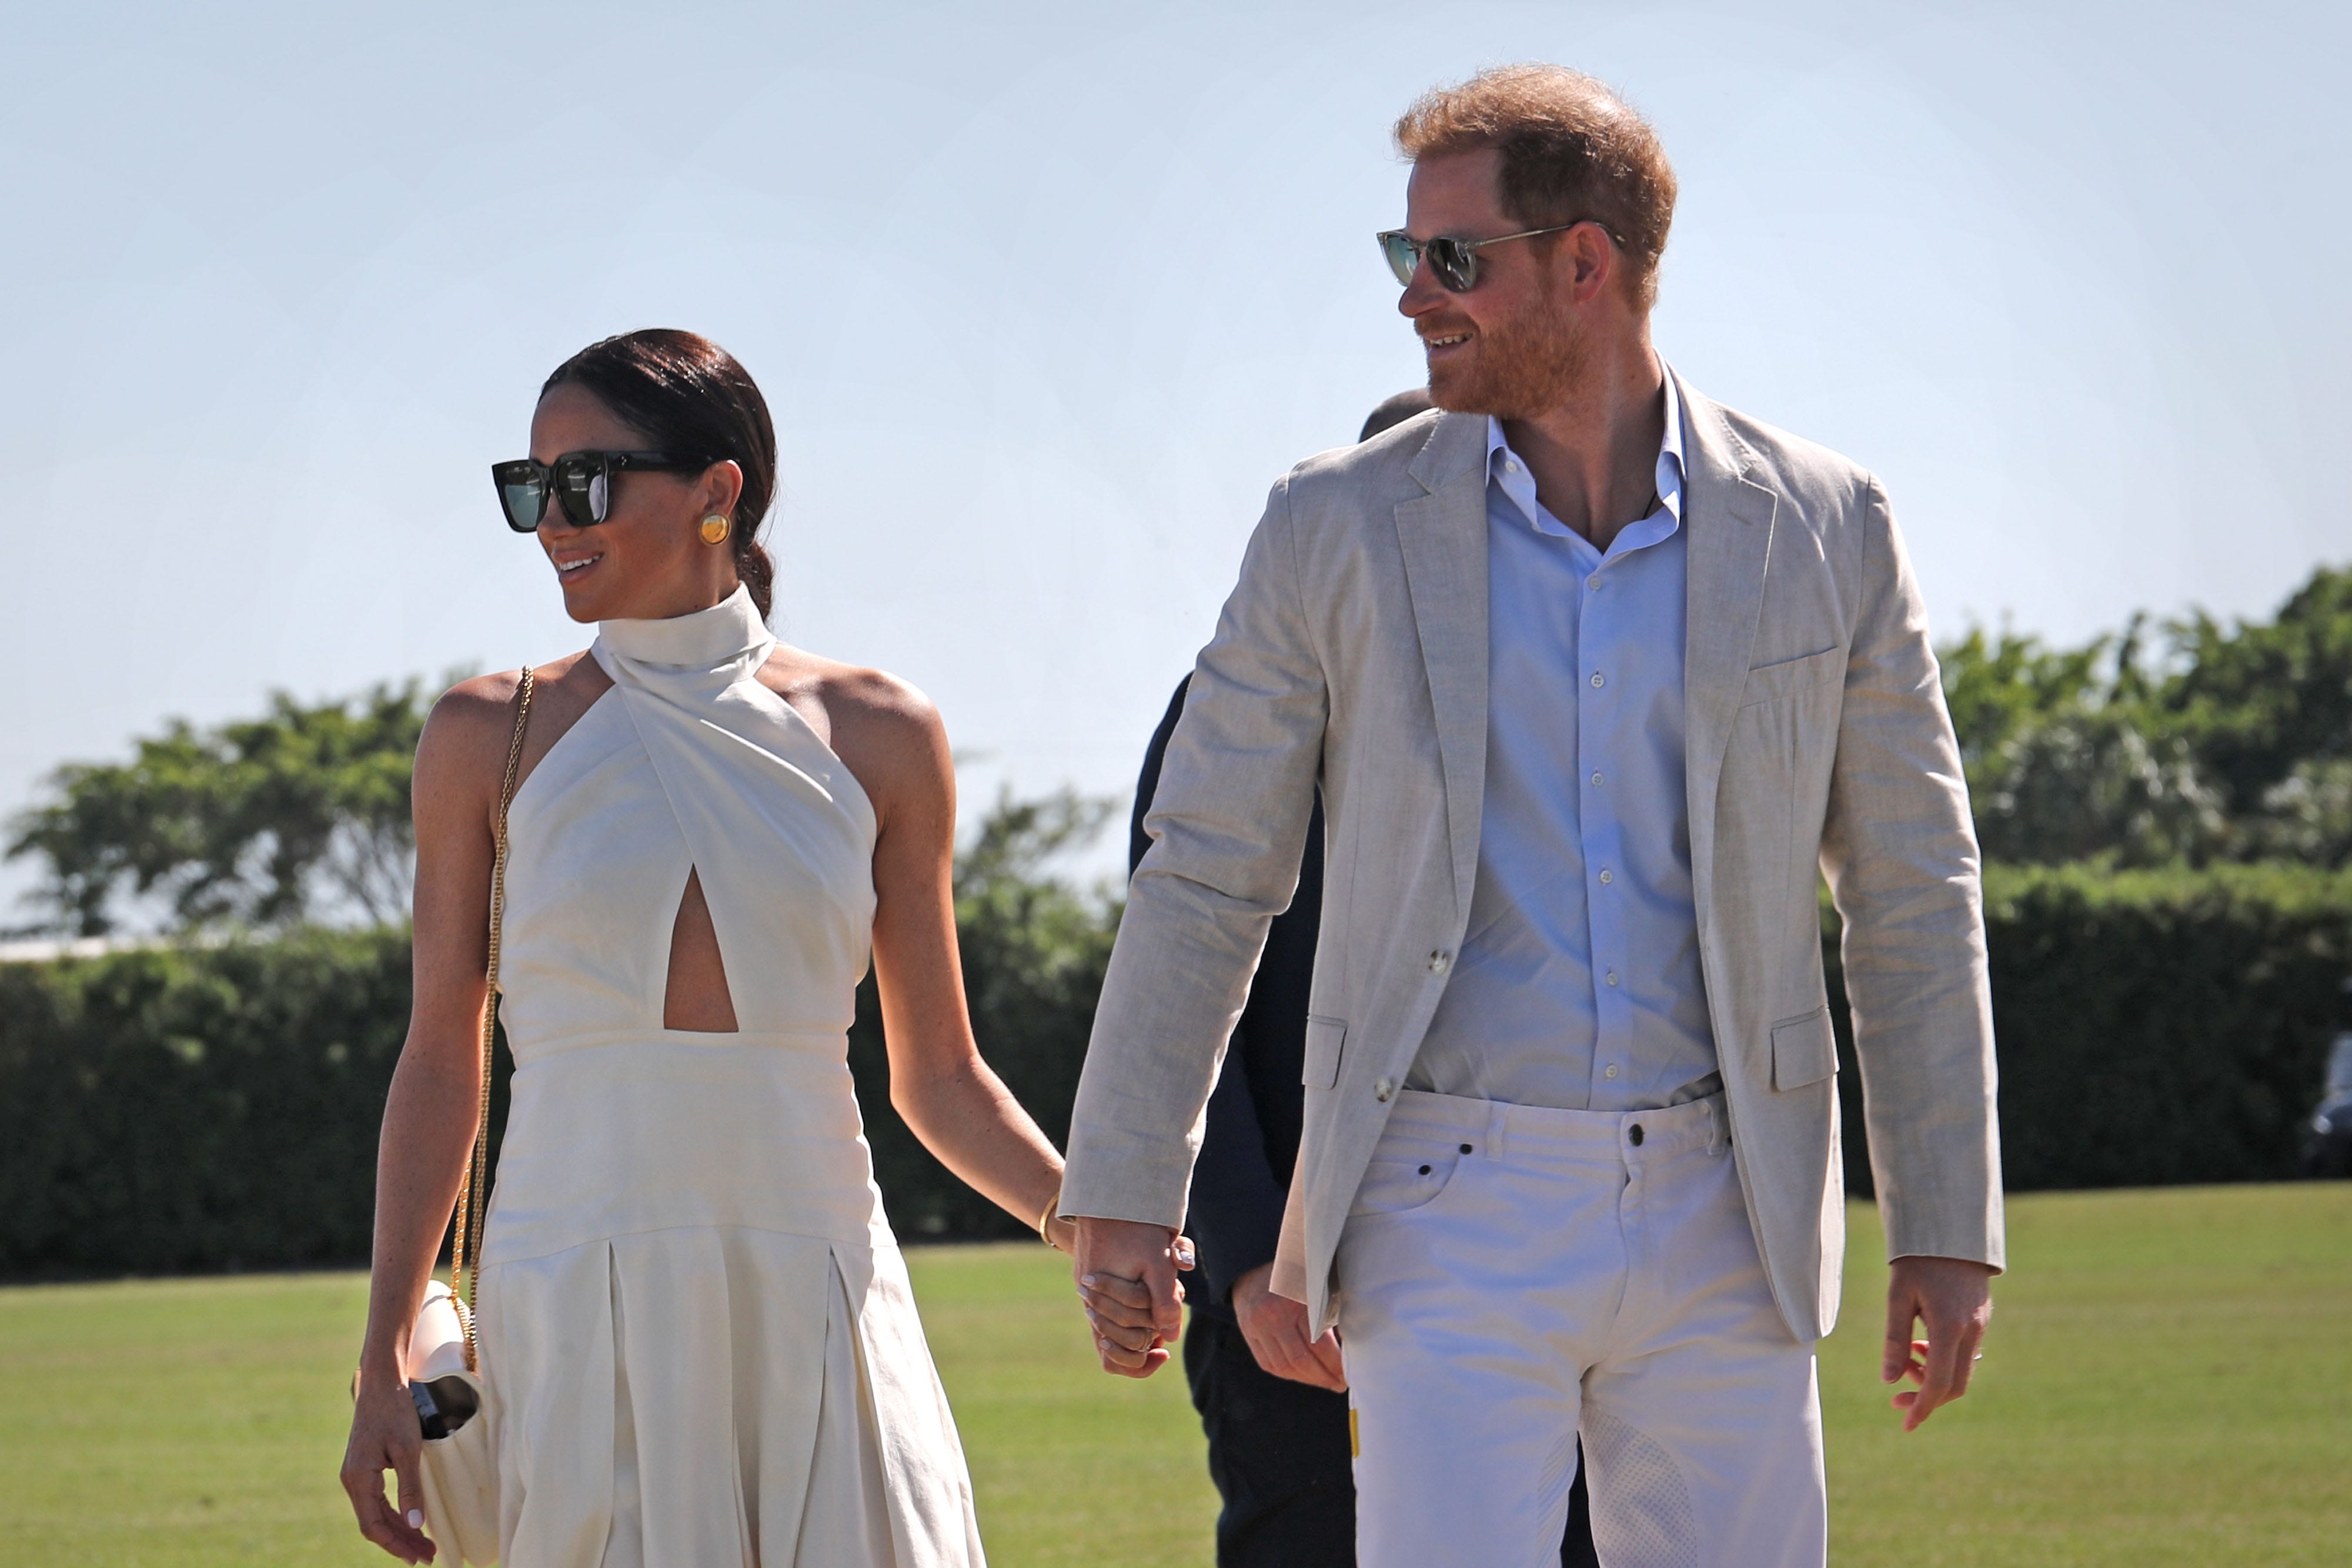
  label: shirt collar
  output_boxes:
[1485,360,1686,539]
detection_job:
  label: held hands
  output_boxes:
[1882,1255,1996,1432]
[1230,1261,1347,1391]
[340,1365,439,1563]
[1071,1216,1191,1376]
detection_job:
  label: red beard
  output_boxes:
[1423,273,1589,420]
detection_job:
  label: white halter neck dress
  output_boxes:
[475,586,984,1568]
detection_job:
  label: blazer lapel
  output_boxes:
[1679,379,1780,897]
[1396,413,1492,918]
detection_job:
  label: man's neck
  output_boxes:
[1498,336,1667,553]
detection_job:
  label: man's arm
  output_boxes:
[1126,677,1289,1310]
[1065,477,1329,1375]
[1819,474,2004,1427]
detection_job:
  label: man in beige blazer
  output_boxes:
[1063,65,2001,1567]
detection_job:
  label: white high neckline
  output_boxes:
[596,584,774,670]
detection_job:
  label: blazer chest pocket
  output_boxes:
[1770,1007,1838,1090]
[1302,1015,1347,1089]
[1740,647,1844,708]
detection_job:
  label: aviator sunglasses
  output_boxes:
[1377,218,1626,293]
[490,450,712,533]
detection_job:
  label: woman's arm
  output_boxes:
[338,675,515,1564]
[833,673,1072,1249]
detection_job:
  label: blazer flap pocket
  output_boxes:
[1302,1015,1347,1089]
[1770,1007,1838,1090]
[1740,646,1845,707]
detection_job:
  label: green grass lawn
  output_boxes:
[2,1183,2346,1566]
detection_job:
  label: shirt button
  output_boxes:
[1590,771,1605,787]
[1605,1064,1619,1079]
[1588,575,1601,590]
[1428,950,1452,975]
[1605,971,1620,987]
[1590,672,1605,688]
[1598,869,1613,885]
[1374,1078,1396,1102]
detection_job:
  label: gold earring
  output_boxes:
[699,514,732,545]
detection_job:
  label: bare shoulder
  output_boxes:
[418,651,604,809]
[419,672,526,777]
[758,648,950,828]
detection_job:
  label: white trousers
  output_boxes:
[1335,1091,1826,1568]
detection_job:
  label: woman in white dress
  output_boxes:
[341,329,1078,1566]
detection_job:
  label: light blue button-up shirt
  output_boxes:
[1407,369,1720,1111]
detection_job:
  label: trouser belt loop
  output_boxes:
[1483,1101,1508,1161]
[1705,1096,1725,1158]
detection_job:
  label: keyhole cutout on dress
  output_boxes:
[663,867,739,1032]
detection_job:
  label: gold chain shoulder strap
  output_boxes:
[450,667,535,1372]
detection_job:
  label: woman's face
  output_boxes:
[529,382,743,624]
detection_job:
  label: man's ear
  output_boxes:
[1566,223,1618,305]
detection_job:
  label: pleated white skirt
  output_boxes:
[476,1226,984,1568]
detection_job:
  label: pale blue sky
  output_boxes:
[3,0,2345,908]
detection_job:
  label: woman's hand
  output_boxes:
[340,1367,437,1563]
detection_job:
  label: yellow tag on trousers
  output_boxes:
[1349,1406,1361,1457]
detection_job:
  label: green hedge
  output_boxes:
[0,898,1112,1277]
[1829,862,2352,1195]
[4,862,2346,1278]
[0,928,421,1278]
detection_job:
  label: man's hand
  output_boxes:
[1883,1255,1995,1431]
[1230,1262,1346,1392]
[1071,1216,1189,1378]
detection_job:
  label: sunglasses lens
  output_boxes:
[1429,238,1476,292]
[1379,232,1418,288]
[550,456,609,527]
[493,464,547,533]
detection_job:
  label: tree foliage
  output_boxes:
[5,681,437,936]
[1943,563,2352,868]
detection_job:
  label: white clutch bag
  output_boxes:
[408,1280,499,1564]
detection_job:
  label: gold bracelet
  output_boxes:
[1038,1188,1064,1249]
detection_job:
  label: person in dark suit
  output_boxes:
[1134,389,1598,1568]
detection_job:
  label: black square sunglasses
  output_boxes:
[1377,218,1626,293]
[491,450,712,533]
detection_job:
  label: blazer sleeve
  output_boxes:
[1063,476,1328,1228]
[1128,676,1288,1304]
[1819,475,2004,1272]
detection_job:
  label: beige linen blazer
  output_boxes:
[1061,375,2003,1342]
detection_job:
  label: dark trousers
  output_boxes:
[1184,1312,1599,1567]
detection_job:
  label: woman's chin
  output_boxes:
[556,577,607,624]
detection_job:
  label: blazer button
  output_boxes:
[1374,1078,1396,1102]
[1428,950,1452,975]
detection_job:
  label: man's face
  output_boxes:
[1397,149,1588,419]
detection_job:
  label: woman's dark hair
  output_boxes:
[540,329,780,618]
